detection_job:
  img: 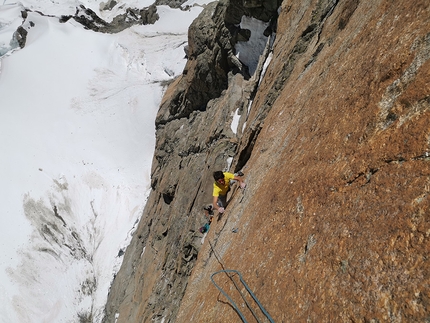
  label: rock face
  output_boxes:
[104,0,430,322]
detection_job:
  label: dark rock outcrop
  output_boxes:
[60,4,159,33]
[155,0,188,8]
[13,26,28,48]
[104,0,430,322]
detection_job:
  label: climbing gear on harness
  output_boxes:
[204,204,213,213]
[199,223,210,233]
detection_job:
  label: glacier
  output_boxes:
[0,0,212,322]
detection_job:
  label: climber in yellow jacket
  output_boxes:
[212,171,246,213]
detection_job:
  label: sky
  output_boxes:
[0,0,269,322]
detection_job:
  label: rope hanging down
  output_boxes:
[210,269,275,323]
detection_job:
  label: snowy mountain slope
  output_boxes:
[0,1,212,322]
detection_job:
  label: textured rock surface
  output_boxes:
[104,0,430,322]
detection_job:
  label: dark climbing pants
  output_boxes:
[217,195,227,208]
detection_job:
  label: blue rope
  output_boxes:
[210,269,275,323]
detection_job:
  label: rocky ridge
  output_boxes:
[59,4,159,33]
[104,0,430,322]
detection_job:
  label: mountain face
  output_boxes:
[103,0,430,322]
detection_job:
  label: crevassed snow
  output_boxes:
[0,4,25,56]
[0,1,207,322]
[2,0,156,21]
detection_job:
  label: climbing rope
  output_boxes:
[213,269,260,322]
[210,269,275,323]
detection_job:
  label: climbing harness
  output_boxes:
[210,269,275,323]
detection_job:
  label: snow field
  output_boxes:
[0,2,207,322]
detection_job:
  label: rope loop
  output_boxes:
[210,269,275,323]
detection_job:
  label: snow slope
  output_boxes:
[0,1,212,322]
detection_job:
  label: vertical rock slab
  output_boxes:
[176,0,430,322]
